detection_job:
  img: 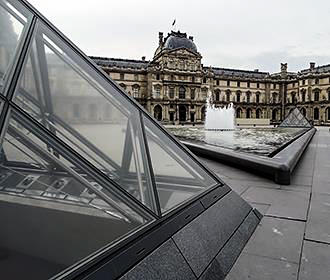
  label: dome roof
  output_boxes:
[164,31,197,53]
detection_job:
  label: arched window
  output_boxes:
[154,105,162,121]
[314,90,320,102]
[215,90,220,101]
[314,107,319,120]
[301,90,306,102]
[256,108,262,119]
[246,108,252,119]
[236,108,242,118]
[256,92,260,103]
[236,91,241,102]
[179,86,186,99]
[246,91,251,103]
[226,90,231,102]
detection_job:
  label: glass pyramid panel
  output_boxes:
[0,0,32,94]
[279,108,312,128]
[13,22,158,212]
[0,108,151,279]
[143,116,217,213]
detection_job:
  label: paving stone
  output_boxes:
[243,217,304,264]
[312,179,330,195]
[305,193,330,244]
[299,240,330,280]
[119,239,196,280]
[172,191,251,277]
[226,253,298,280]
[250,202,271,215]
[290,175,313,186]
[242,187,310,220]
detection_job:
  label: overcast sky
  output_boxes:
[28,0,330,73]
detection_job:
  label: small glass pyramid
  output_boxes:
[0,0,221,278]
[279,108,312,128]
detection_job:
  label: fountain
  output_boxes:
[205,96,235,130]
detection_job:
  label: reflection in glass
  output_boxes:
[14,23,157,212]
[0,110,151,279]
[143,116,217,212]
[0,0,31,94]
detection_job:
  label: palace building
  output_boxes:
[90,30,330,126]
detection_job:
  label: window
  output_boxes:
[246,108,252,118]
[216,79,219,86]
[191,105,195,109]
[272,92,277,103]
[315,78,319,85]
[237,81,240,87]
[120,73,125,80]
[256,83,260,88]
[256,93,260,103]
[291,92,296,104]
[247,81,250,87]
[190,88,195,100]
[273,84,276,89]
[154,85,161,98]
[236,108,242,118]
[246,91,251,103]
[327,107,330,120]
[169,87,175,99]
[328,90,330,100]
[171,75,174,81]
[314,107,319,120]
[227,80,230,86]
[301,90,306,102]
[134,74,139,81]
[302,79,305,85]
[179,86,186,99]
[215,90,220,101]
[203,77,207,83]
[132,85,140,98]
[192,76,195,83]
[156,73,160,80]
[226,90,231,102]
[256,109,262,119]
[236,91,241,102]
[314,90,320,101]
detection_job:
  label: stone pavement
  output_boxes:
[198,126,330,280]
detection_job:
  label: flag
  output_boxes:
[172,19,176,26]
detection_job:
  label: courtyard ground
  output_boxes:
[198,126,330,280]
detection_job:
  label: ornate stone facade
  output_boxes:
[91,31,330,126]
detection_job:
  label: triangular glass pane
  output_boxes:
[0,0,32,94]
[143,116,217,213]
[13,23,157,212]
[0,109,151,279]
[279,108,312,128]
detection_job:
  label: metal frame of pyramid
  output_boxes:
[0,0,261,279]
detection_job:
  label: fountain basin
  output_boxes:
[168,126,316,184]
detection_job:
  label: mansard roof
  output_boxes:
[300,64,330,74]
[90,56,149,69]
[210,67,269,79]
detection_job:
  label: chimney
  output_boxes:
[142,56,146,61]
[254,69,259,72]
[310,62,315,69]
[158,32,163,45]
[189,36,194,41]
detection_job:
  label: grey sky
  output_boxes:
[28,0,330,73]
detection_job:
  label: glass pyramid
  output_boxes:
[279,107,312,128]
[0,0,220,278]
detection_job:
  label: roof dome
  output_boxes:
[164,31,197,53]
